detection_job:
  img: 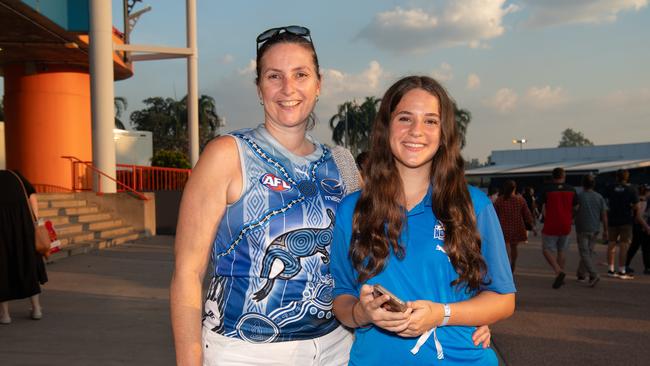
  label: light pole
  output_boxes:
[512,138,527,151]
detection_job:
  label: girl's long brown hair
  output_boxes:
[351,76,487,291]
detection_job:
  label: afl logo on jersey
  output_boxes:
[260,173,292,192]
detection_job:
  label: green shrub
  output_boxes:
[151,150,191,169]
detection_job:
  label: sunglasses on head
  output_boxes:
[256,25,312,49]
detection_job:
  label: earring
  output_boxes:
[259,100,264,106]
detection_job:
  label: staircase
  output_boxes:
[37,193,147,261]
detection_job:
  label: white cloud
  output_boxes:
[238,59,256,76]
[523,0,648,27]
[524,86,568,108]
[321,61,387,98]
[220,54,234,64]
[484,88,518,113]
[358,1,518,52]
[431,62,453,82]
[466,73,481,90]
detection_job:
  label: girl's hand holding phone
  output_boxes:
[397,300,441,337]
[357,284,412,333]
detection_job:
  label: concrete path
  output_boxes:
[0,236,176,366]
[1,233,649,365]
[492,232,650,366]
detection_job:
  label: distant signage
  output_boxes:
[21,0,90,33]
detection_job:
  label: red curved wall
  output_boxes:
[4,64,92,190]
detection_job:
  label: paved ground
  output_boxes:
[0,237,176,366]
[492,232,650,366]
[1,233,649,365]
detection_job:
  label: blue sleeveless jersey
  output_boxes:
[203,125,349,343]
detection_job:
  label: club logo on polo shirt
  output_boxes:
[260,173,292,192]
[433,223,445,241]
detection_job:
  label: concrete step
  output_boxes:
[39,207,61,217]
[58,232,95,247]
[50,199,87,208]
[64,206,99,215]
[44,216,70,226]
[47,242,93,262]
[36,193,76,201]
[47,231,147,262]
[87,219,123,231]
[56,223,84,236]
[98,226,133,238]
[76,212,112,223]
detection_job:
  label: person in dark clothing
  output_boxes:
[604,169,638,279]
[0,170,48,324]
[625,184,650,274]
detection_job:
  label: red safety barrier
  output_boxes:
[62,156,191,196]
[116,164,191,191]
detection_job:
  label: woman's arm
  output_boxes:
[170,136,241,366]
[29,194,39,219]
[399,291,515,337]
[635,201,650,233]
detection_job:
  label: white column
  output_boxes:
[89,0,117,192]
[187,0,199,166]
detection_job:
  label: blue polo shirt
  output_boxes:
[331,185,515,365]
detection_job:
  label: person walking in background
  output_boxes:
[539,168,578,289]
[625,184,650,275]
[574,175,608,287]
[494,180,535,273]
[0,170,48,324]
[604,169,638,279]
[522,186,540,222]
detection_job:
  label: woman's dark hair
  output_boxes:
[255,31,321,130]
[502,180,517,199]
[350,75,487,291]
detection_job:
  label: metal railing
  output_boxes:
[62,156,150,200]
[62,156,191,198]
[116,164,191,191]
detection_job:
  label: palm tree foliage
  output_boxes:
[329,97,380,157]
[130,95,223,154]
[454,103,471,150]
[114,96,128,129]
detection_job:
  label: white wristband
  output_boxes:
[440,304,451,326]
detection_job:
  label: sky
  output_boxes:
[4,0,650,162]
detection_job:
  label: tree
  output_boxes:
[329,97,380,156]
[114,96,128,129]
[130,95,223,154]
[151,149,191,169]
[454,103,471,150]
[558,128,594,147]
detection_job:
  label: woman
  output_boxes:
[0,170,47,324]
[494,180,535,272]
[625,184,650,274]
[170,26,358,365]
[331,76,515,365]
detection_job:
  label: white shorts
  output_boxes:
[202,325,353,366]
